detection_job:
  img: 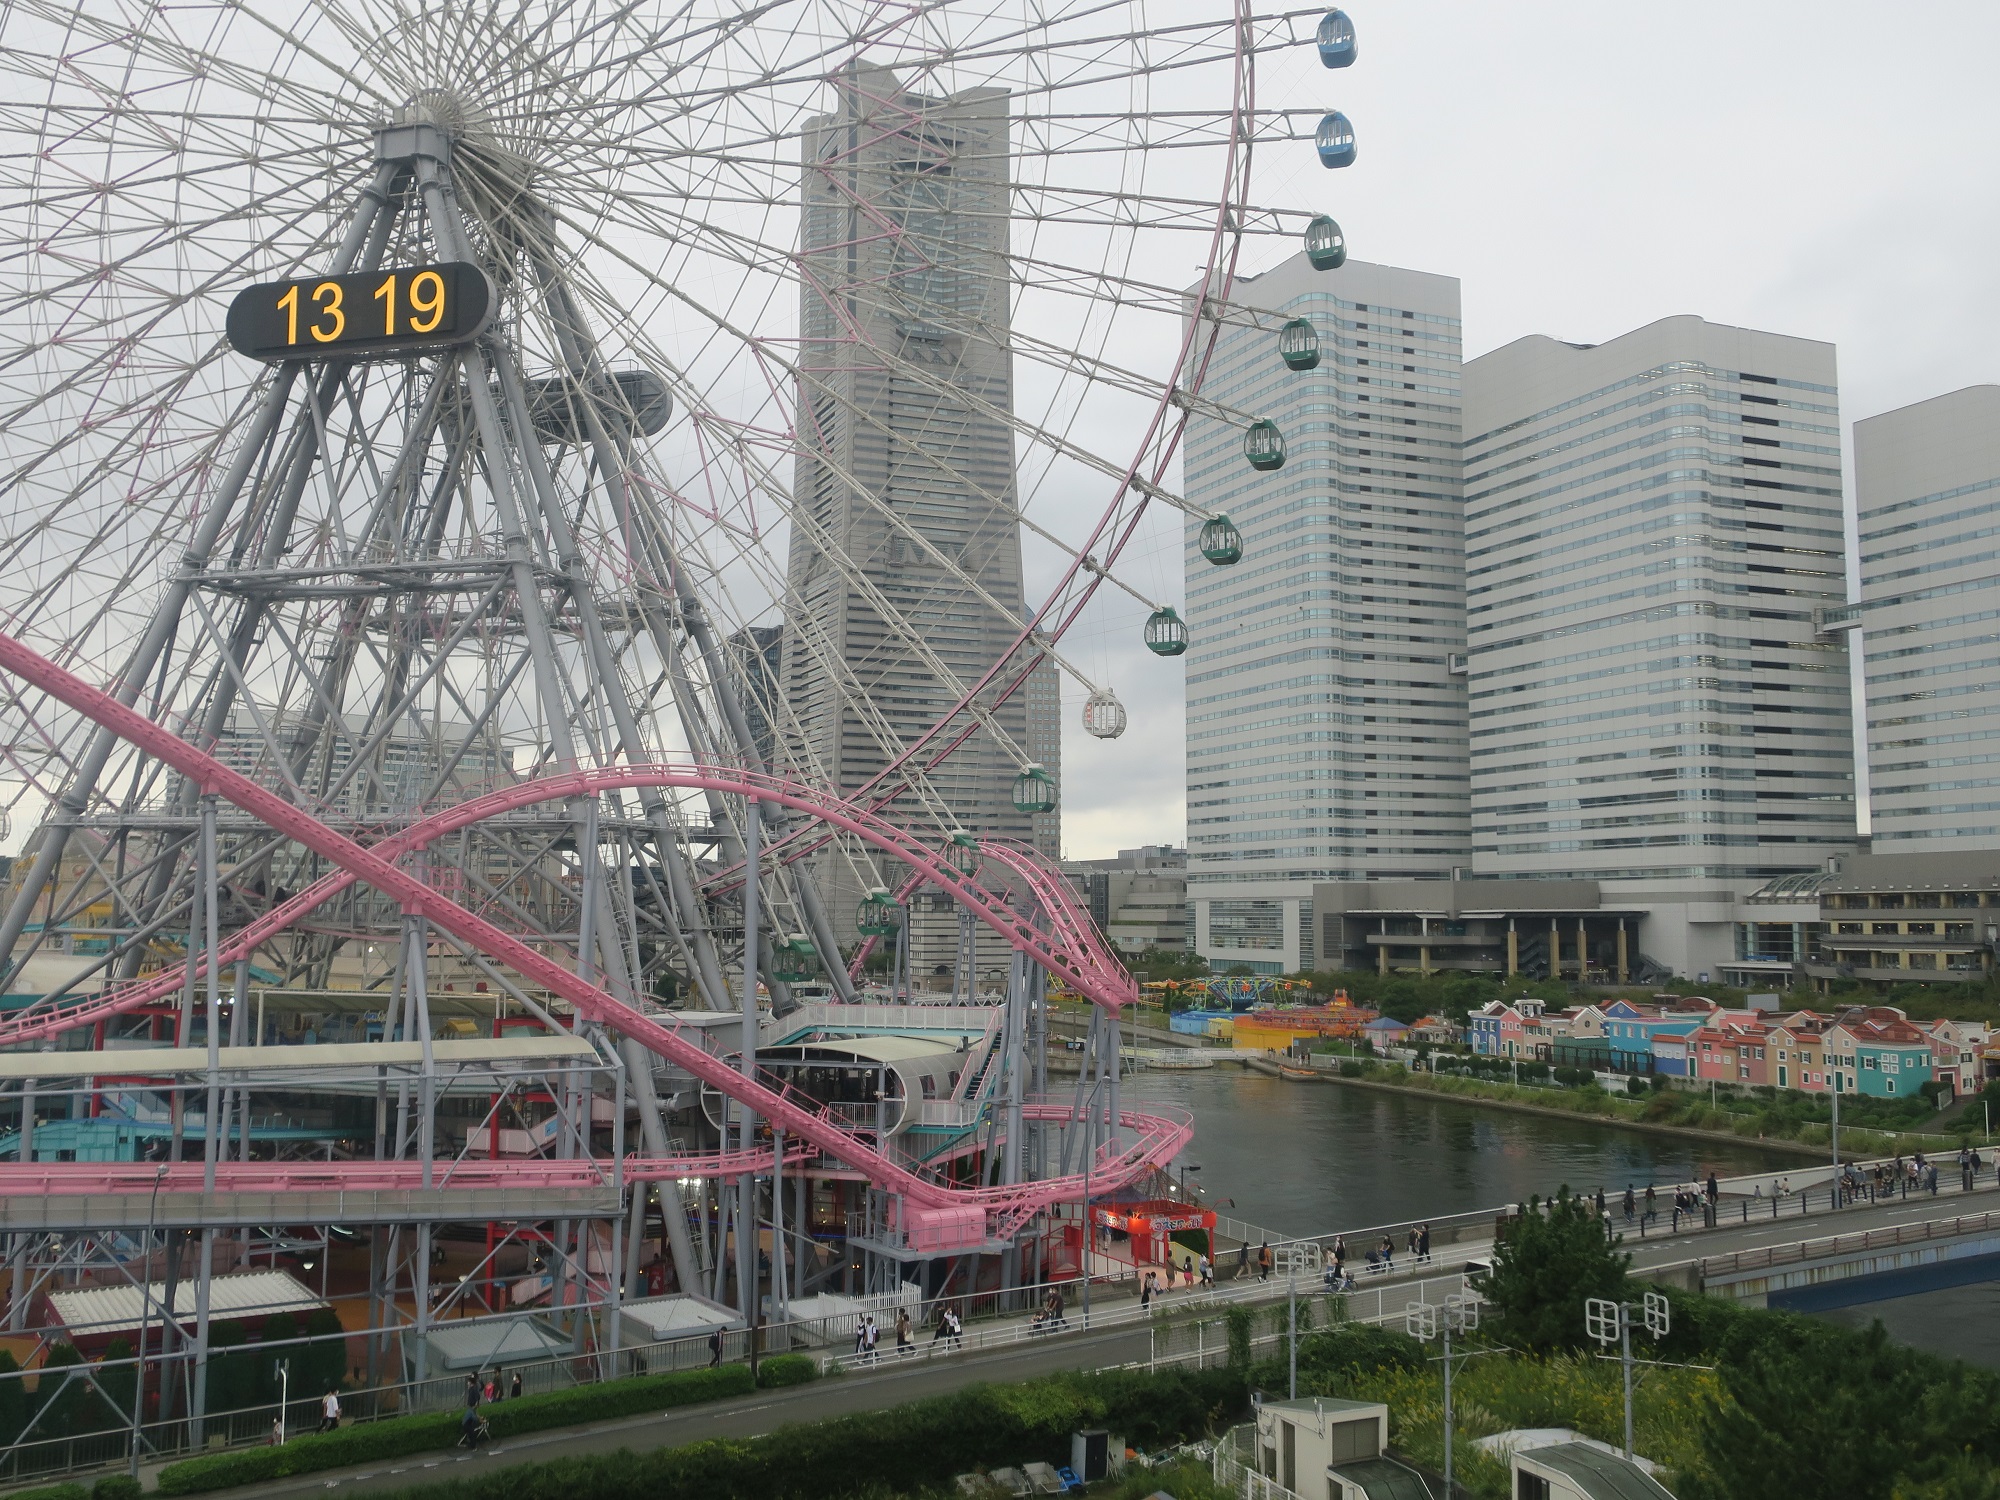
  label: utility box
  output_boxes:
[1071,1429,1110,1482]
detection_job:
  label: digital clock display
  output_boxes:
[226,262,494,362]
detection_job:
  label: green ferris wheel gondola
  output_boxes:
[772,935,818,983]
[1304,215,1346,270]
[1278,318,1320,372]
[1244,419,1286,471]
[1198,513,1243,565]
[1144,606,1189,656]
[1011,763,1058,814]
[857,889,902,936]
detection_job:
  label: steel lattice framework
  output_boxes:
[0,0,1362,1469]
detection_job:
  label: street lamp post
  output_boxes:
[129,1162,169,1480]
[1584,1293,1670,1458]
[1285,1243,1313,1399]
[1406,1293,1481,1494]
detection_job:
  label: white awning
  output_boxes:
[618,1294,740,1339]
[45,1269,325,1340]
[420,1318,569,1372]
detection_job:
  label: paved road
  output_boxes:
[210,1322,1153,1500]
[178,1182,1999,1500]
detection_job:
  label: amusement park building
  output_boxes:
[1183,252,1467,975]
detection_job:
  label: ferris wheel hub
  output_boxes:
[398,88,488,142]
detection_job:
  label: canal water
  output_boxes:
[1121,1066,1804,1237]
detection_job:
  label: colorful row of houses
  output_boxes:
[1465,995,1992,1099]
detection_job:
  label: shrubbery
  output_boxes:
[8,1484,87,1500]
[754,1354,818,1389]
[155,1365,754,1494]
[357,1366,1248,1500]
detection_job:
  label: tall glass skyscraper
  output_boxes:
[784,67,1059,888]
[1462,315,1857,976]
[1182,254,1466,973]
[1856,385,2000,850]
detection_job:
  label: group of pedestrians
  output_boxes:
[454,1368,519,1449]
[1137,1253,1214,1311]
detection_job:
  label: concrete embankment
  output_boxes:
[1301,1068,1840,1160]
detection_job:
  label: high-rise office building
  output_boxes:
[784,68,1055,895]
[1855,385,2000,850]
[1183,254,1467,974]
[1462,315,1857,976]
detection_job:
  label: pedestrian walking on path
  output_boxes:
[1257,1241,1273,1280]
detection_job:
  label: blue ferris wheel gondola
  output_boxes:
[1316,10,1357,68]
[1315,112,1356,169]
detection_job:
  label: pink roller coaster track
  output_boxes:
[0,631,1188,1235]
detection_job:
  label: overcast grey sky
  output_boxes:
[1057,0,2000,859]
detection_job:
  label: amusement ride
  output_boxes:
[0,0,1363,1463]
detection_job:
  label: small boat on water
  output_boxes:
[1146,1053,1215,1071]
[1277,1062,1319,1080]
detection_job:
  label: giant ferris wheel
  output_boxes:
[0,0,1361,1430]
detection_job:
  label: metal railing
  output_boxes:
[822,1261,1484,1375]
[1699,1207,2000,1280]
[1212,1425,1302,1500]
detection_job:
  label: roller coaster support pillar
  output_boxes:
[413,1222,432,1385]
[737,796,761,1327]
[189,1229,214,1448]
[201,795,222,1195]
[1003,954,1027,1187]
[9,1075,34,1331]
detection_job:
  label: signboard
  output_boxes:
[226,262,494,362]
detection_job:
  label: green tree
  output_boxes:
[33,1342,108,1438]
[1481,1189,1630,1355]
[1224,1305,1252,1371]
[1687,1322,2000,1500]
[98,1337,134,1424]
[205,1319,252,1415]
[1897,1459,2000,1500]
[300,1307,349,1395]
[0,1349,24,1443]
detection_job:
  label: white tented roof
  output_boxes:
[46,1270,325,1339]
[421,1319,569,1372]
[618,1294,740,1338]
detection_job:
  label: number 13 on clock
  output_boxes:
[227,262,493,362]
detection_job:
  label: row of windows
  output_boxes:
[1858,473,2000,534]
[1464,363,1835,451]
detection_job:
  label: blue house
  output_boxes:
[1599,999,1714,1074]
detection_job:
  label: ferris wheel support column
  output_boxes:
[531,261,857,1004]
[736,796,761,1328]
[488,288,738,1015]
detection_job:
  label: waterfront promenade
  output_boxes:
[179,1161,2000,1500]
